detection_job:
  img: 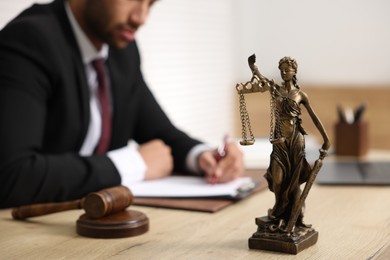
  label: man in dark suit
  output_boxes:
[0,0,244,208]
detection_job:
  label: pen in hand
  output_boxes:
[210,134,229,185]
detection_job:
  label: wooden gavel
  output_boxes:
[12,186,133,220]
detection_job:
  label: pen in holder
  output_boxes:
[335,103,368,157]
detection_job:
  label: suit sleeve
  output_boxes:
[0,18,121,208]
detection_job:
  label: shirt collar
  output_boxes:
[64,1,108,64]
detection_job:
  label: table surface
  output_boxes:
[1,152,390,259]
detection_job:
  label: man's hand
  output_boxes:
[139,139,173,180]
[198,142,244,184]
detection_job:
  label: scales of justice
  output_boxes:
[235,54,330,254]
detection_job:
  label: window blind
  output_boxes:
[137,0,237,145]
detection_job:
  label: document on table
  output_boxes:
[130,176,258,200]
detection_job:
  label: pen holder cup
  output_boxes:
[334,121,369,156]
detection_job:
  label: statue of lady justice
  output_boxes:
[236,55,330,254]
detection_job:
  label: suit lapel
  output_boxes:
[51,0,91,148]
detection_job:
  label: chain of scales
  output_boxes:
[238,84,289,145]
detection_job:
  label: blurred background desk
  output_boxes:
[0,166,389,259]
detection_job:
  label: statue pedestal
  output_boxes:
[248,216,318,254]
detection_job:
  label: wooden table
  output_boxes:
[1,179,389,259]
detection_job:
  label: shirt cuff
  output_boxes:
[107,142,147,185]
[186,143,212,175]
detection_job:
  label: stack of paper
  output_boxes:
[130,176,256,199]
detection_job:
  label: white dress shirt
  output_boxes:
[64,2,207,185]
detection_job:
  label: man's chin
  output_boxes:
[109,39,134,49]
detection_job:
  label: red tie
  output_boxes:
[92,59,112,154]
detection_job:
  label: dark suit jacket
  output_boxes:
[0,0,201,208]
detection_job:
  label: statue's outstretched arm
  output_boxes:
[236,54,273,94]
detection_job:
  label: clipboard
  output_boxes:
[130,176,257,199]
[133,170,268,212]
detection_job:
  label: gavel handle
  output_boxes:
[12,199,83,220]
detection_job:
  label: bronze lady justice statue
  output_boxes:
[236,55,330,254]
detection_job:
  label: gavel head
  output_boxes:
[82,186,133,219]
